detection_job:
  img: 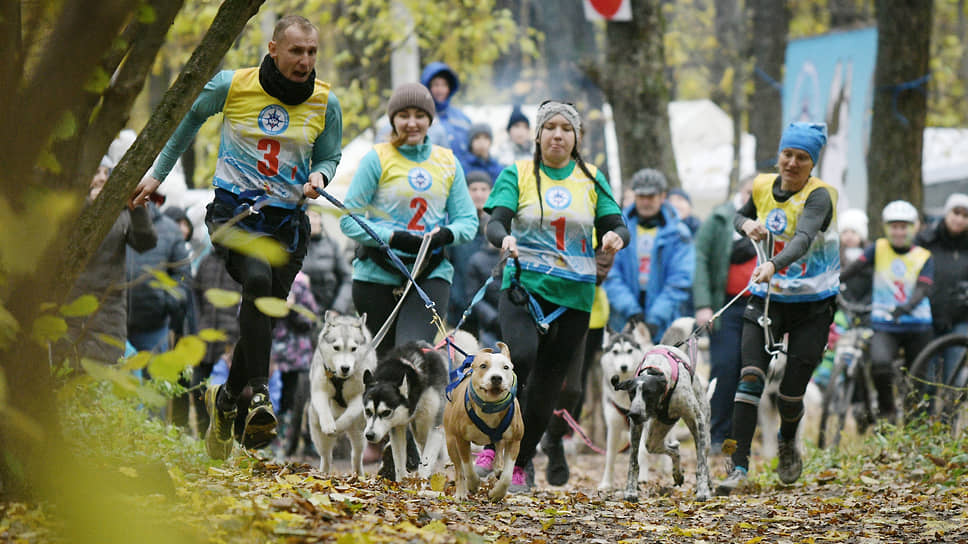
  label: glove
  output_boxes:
[626,313,645,327]
[595,248,616,285]
[891,305,910,321]
[389,230,423,254]
[429,227,454,250]
[645,322,660,340]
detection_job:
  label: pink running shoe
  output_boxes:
[474,448,495,477]
[509,464,533,493]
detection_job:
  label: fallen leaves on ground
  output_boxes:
[3,385,967,543]
[12,447,964,543]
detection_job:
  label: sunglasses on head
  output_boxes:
[539,99,576,107]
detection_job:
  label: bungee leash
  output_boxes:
[318,189,449,343]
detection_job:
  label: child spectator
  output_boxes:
[464,123,505,182]
[497,105,533,164]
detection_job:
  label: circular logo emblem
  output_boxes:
[890,258,907,280]
[408,167,433,191]
[765,208,788,235]
[258,105,289,135]
[545,187,572,210]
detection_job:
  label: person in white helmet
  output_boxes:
[840,200,934,422]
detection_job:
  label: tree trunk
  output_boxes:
[0,0,265,501]
[533,0,609,177]
[960,0,968,109]
[0,0,21,109]
[747,0,789,173]
[866,1,932,233]
[601,0,678,188]
[830,0,873,28]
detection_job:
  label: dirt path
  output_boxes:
[262,439,966,543]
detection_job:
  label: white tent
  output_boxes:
[668,99,756,208]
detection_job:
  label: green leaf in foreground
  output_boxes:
[31,315,67,345]
[212,227,288,266]
[198,328,228,342]
[255,297,289,318]
[59,294,99,317]
[205,288,242,308]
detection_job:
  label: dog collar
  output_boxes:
[464,385,516,444]
[467,373,517,414]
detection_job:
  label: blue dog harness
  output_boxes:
[447,355,518,444]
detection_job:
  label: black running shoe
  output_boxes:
[241,388,277,450]
[541,434,570,486]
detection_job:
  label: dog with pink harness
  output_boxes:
[610,318,716,502]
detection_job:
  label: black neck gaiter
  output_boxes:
[258,54,315,106]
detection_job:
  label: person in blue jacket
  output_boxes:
[603,168,695,340]
[420,62,473,162]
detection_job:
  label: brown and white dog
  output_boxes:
[443,342,523,502]
[610,318,716,502]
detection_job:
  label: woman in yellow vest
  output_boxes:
[481,100,629,492]
[717,122,840,495]
[339,83,478,355]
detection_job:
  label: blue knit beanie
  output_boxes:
[778,122,827,164]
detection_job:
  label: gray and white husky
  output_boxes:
[362,341,449,482]
[308,311,377,475]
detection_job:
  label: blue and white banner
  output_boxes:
[783,27,878,211]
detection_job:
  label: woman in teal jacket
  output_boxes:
[340,83,478,354]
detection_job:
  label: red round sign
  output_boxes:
[590,0,623,18]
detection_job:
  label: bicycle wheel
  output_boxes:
[904,332,968,429]
[819,359,852,448]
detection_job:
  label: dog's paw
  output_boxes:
[597,481,612,491]
[623,492,639,503]
[488,484,508,502]
[318,422,336,435]
[673,470,684,487]
[695,489,711,502]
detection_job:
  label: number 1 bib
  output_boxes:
[512,160,598,283]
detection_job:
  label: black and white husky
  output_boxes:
[308,311,377,475]
[362,341,448,482]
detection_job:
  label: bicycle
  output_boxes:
[817,293,874,449]
[902,330,968,435]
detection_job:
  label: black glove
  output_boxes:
[429,227,454,250]
[389,230,423,253]
[891,305,910,321]
[645,322,660,340]
[595,248,615,285]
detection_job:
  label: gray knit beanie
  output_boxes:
[387,82,436,123]
[534,101,581,142]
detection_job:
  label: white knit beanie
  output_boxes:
[944,193,968,215]
[535,101,581,143]
[838,208,869,241]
